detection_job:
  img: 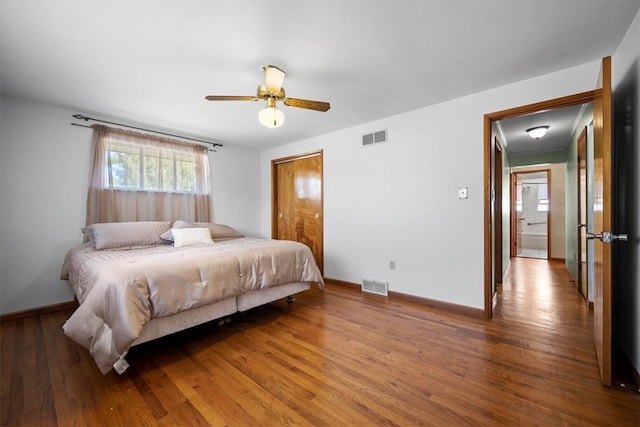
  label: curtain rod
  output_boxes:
[71,114,223,148]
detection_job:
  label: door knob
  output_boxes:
[586,231,628,242]
[601,232,627,242]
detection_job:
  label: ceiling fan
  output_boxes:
[205,65,330,128]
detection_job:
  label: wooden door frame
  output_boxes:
[577,126,589,299]
[510,173,518,258]
[494,140,504,285]
[483,90,598,317]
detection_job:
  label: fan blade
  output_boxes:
[284,98,330,112]
[205,95,259,101]
[264,65,286,93]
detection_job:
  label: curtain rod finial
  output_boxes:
[73,114,89,121]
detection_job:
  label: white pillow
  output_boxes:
[161,220,244,242]
[172,227,214,247]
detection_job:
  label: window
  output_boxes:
[537,199,549,212]
[537,183,548,212]
[104,140,201,193]
[86,125,211,224]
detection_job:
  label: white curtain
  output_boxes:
[86,125,211,225]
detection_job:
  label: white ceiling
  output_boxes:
[497,104,589,156]
[1,1,638,150]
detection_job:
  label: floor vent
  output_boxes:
[362,279,388,296]
[362,129,388,147]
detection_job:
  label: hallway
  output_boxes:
[495,257,639,395]
[495,257,588,328]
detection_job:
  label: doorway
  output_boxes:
[483,91,596,318]
[512,170,550,260]
[484,57,614,386]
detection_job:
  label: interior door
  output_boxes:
[272,152,324,274]
[494,140,503,284]
[591,56,614,386]
[577,127,588,299]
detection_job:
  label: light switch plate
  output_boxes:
[458,187,468,199]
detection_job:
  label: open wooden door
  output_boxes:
[591,56,617,387]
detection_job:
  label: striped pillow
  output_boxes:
[83,221,171,250]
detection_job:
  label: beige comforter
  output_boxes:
[61,238,323,374]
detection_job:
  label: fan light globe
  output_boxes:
[258,98,284,128]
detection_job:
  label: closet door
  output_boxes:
[272,151,323,274]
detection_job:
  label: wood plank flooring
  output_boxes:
[2,258,639,426]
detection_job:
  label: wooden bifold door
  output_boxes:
[271,151,323,274]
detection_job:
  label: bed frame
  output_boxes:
[132,282,310,346]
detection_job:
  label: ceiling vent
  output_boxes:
[362,129,388,147]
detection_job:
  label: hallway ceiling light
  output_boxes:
[526,126,549,140]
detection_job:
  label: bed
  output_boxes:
[60,220,324,375]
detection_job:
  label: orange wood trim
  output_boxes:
[510,172,517,258]
[485,90,598,121]
[325,278,485,318]
[319,152,325,273]
[577,126,588,298]
[494,140,504,284]
[550,257,566,263]
[271,149,323,165]
[547,169,552,260]
[323,277,361,290]
[0,300,78,323]
[389,290,485,319]
[271,159,278,239]
[483,115,492,318]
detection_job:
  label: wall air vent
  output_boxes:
[362,129,388,147]
[362,279,388,296]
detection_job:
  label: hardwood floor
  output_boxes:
[2,258,638,426]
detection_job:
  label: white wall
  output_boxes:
[261,60,601,310]
[209,144,261,237]
[0,95,261,314]
[565,103,594,281]
[1,96,86,313]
